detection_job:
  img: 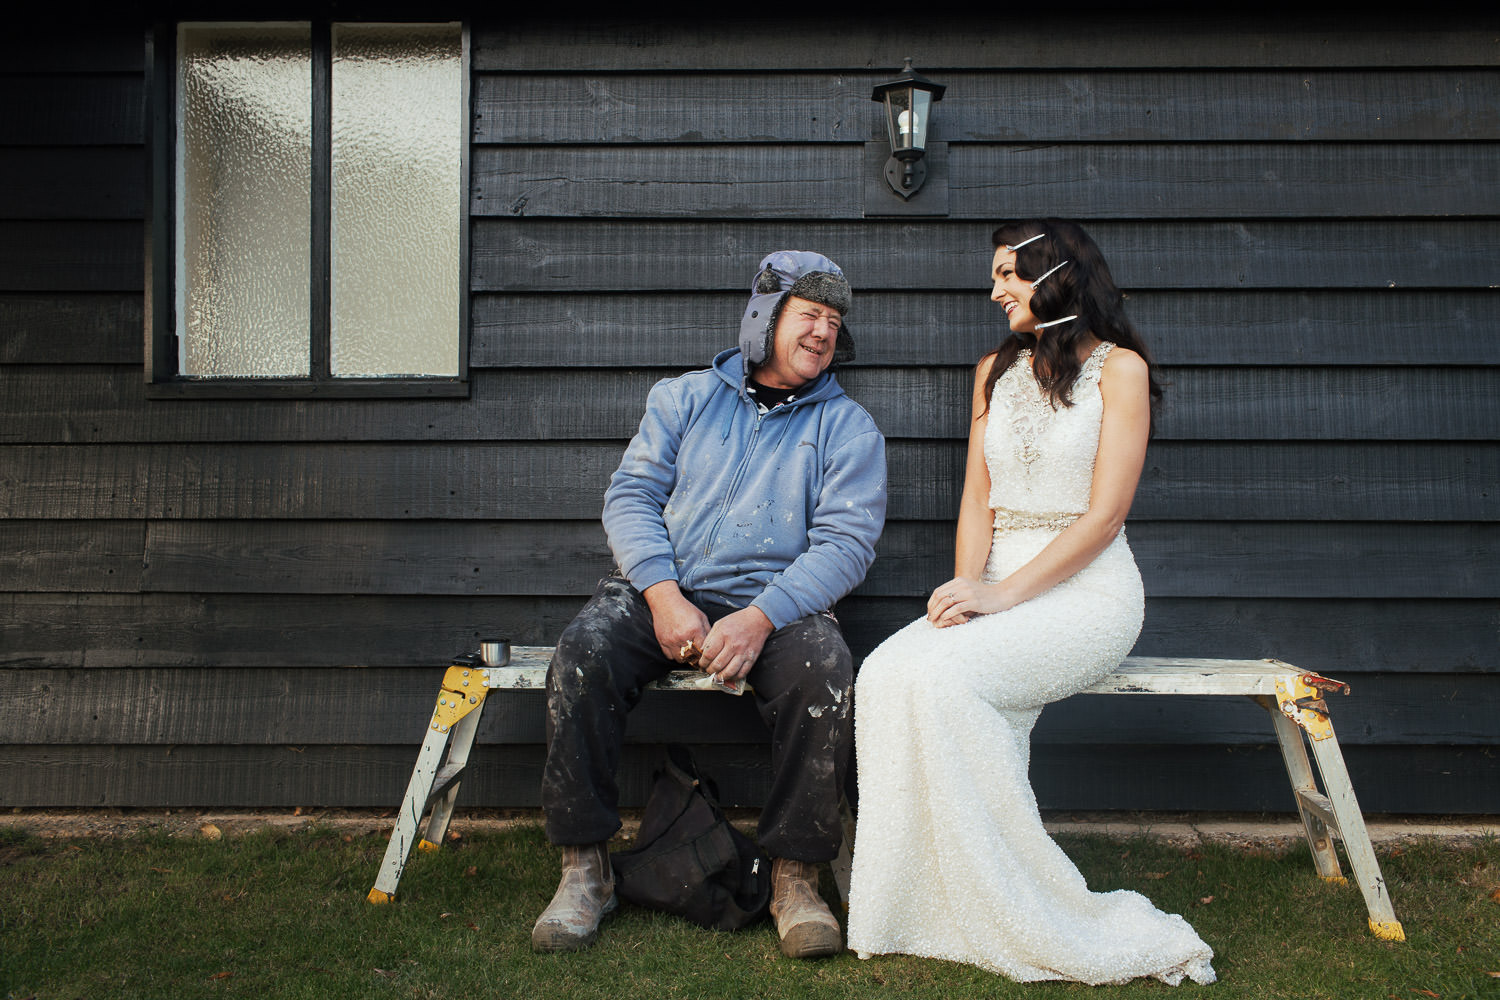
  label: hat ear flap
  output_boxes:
[832,327,855,366]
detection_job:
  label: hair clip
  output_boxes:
[1033,315,1078,330]
[1029,260,1070,289]
[1005,233,1045,252]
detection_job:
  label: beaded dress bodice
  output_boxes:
[983,341,1113,528]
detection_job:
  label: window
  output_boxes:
[146,21,469,397]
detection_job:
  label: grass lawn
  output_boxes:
[1,821,1496,999]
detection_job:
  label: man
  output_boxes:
[533,251,887,958]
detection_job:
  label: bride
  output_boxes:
[846,220,1216,985]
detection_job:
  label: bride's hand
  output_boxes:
[927,577,1002,627]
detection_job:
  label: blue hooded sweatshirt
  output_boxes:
[602,348,887,630]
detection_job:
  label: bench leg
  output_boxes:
[1305,722,1406,941]
[368,722,452,904]
[1257,695,1344,883]
[1255,694,1405,942]
[421,702,484,850]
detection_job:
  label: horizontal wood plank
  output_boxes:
[1024,744,1500,813]
[472,70,1500,144]
[2,287,1494,369]
[5,667,1492,747]
[0,147,144,220]
[0,287,1493,371]
[3,76,144,146]
[0,742,1490,812]
[0,293,143,364]
[841,597,1500,674]
[472,220,1500,292]
[4,593,1491,674]
[132,519,1499,599]
[947,143,1500,219]
[4,441,1493,522]
[472,145,858,219]
[5,217,1498,296]
[473,18,1499,72]
[0,221,142,292]
[5,365,1495,442]
[0,521,143,593]
[0,592,588,668]
[0,30,144,73]
[473,289,1500,368]
[471,143,1500,220]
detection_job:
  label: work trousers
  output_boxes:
[541,575,853,862]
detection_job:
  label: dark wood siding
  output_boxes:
[1,16,1496,812]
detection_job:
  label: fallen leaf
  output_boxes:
[293,806,304,816]
[1410,990,1439,999]
[342,834,353,843]
[467,922,479,930]
[464,866,478,877]
[1198,896,1214,905]
[200,824,222,841]
[440,912,452,919]
[1490,889,1500,903]
[150,867,173,874]
[447,830,462,842]
[374,968,398,979]
[1485,972,1500,978]
[209,971,232,981]
[1142,871,1171,880]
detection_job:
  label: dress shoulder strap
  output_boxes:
[1078,341,1114,386]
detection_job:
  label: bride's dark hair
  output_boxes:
[983,219,1162,432]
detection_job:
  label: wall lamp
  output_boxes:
[870,57,946,200]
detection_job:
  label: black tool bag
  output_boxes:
[610,744,771,930]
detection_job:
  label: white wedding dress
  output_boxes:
[846,343,1216,985]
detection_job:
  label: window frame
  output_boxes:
[144,19,471,399]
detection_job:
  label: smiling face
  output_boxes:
[754,295,842,390]
[990,246,1038,333]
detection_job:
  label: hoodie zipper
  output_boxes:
[703,398,767,559]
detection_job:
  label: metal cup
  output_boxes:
[479,638,511,667]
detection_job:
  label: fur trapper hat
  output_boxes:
[738,251,854,367]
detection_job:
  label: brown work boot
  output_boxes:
[531,842,617,952]
[769,857,842,958]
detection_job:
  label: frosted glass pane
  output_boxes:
[177,23,311,377]
[331,24,461,377]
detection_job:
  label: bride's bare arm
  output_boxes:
[927,357,997,624]
[931,347,1151,625]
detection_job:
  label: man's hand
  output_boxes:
[642,581,711,663]
[699,607,775,682]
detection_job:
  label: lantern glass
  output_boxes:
[881,86,935,157]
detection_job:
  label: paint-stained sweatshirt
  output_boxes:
[603,348,887,630]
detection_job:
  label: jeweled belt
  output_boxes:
[991,506,1082,532]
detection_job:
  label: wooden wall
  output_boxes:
[1,16,1496,813]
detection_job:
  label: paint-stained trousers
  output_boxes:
[542,575,852,862]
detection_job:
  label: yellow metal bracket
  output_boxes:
[429,664,488,734]
[1273,672,1348,742]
